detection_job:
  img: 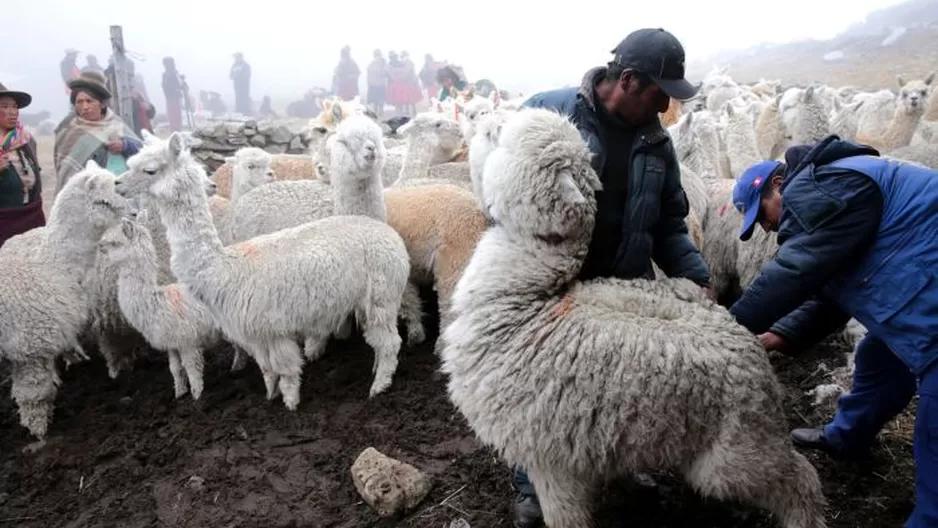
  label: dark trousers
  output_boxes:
[823,336,938,528]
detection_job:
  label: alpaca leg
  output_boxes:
[230,346,249,373]
[526,468,596,528]
[684,437,827,528]
[303,328,331,363]
[267,338,305,411]
[359,304,402,398]
[167,350,189,399]
[399,281,426,346]
[334,316,353,341]
[180,348,205,400]
[62,342,90,367]
[98,331,132,379]
[11,358,61,450]
[241,341,279,400]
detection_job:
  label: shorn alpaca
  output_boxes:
[0,161,134,449]
[439,108,826,528]
[115,133,411,410]
[98,210,222,400]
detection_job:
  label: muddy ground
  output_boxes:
[0,286,917,528]
[0,138,917,527]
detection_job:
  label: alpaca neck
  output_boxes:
[456,227,587,311]
[399,137,451,181]
[334,169,387,221]
[44,208,106,277]
[882,107,924,149]
[689,135,722,181]
[155,167,226,284]
[116,246,161,321]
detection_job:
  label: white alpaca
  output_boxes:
[722,101,761,179]
[857,74,935,151]
[115,133,411,410]
[99,209,222,399]
[439,108,826,528]
[0,161,134,448]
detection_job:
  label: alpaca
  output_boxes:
[755,95,786,160]
[785,86,831,146]
[439,108,826,528]
[98,209,222,399]
[829,98,865,143]
[210,154,316,199]
[391,112,467,185]
[0,161,134,448]
[857,74,935,151]
[722,101,761,179]
[114,133,411,410]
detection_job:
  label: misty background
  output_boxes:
[1,0,914,120]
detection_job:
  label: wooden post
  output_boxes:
[109,25,135,126]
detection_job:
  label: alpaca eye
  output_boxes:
[144,169,158,175]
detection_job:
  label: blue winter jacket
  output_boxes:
[520,68,711,286]
[731,135,938,375]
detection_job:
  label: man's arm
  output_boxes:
[652,148,711,287]
[769,298,851,351]
[730,171,883,334]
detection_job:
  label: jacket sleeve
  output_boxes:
[769,298,851,350]
[730,171,883,334]
[121,137,143,157]
[652,146,712,287]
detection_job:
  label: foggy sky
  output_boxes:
[3,0,907,119]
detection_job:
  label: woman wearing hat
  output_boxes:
[0,83,46,248]
[52,70,142,197]
[435,64,469,103]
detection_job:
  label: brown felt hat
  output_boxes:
[67,70,111,101]
[0,82,32,109]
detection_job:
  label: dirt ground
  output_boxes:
[0,138,918,528]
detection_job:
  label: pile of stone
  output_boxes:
[190,119,310,172]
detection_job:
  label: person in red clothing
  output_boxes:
[332,46,361,102]
[419,53,441,101]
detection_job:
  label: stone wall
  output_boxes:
[190,119,311,172]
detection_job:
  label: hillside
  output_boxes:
[686,0,938,90]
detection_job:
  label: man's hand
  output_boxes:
[107,139,124,154]
[701,286,718,302]
[0,152,9,167]
[757,331,787,352]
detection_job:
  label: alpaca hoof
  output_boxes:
[368,379,392,398]
[174,387,190,399]
[22,439,47,454]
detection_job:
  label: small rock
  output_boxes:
[257,121,274,134]
[249,134,267,147]
[212,124,228,140]
[350,447,432,518]
[448,519,471,528]
[119,396,133,405]
[266,144,287,154]
[187,475,205,491]
[289,136,305,151]
[226,123,244,135]
[228,136,248,146]
[243,127,256,136]
[244,120,257,130]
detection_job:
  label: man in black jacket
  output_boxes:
[514,27,713,527]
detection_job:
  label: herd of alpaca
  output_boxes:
[4,65,933,525]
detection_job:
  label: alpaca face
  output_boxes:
[99,213,153,267]
[116,133,195,204]
[67,166,135,231]
[481,109,600,241]
[897,77,932,114]
[331,115,387,175]
[399,113,464,154]
[231,149,275,192]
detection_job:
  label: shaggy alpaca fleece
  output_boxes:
[440,108,826,528]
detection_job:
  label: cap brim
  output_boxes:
[68,80,112,99]
[739,200,761,241]
[0,91,31,109]
[653,77,698,101]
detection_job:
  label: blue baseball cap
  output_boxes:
[734,160,783,241]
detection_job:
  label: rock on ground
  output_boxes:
[350,447,432,517]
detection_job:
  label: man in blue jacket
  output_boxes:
[512,27,714,527]
[730,135,938,528]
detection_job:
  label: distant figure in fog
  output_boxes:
[230,52,252,115]
[333,46,361,102]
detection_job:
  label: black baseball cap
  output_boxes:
[611,28,698,101]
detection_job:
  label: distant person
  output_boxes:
[419,53,442,101]
[60,49,81,94]
[230,52,252,115]
[386,51,420,117]
[399,51,422,116]
[0,82,45,248]
[436,65,468,103]
[53,71,142,195]
[258,96,278,119]
[332,45,361,102]
[82,55,105,76]
[161,57,184,131]
[366,49,388,117]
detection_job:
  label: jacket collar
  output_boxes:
[577,67,669,146]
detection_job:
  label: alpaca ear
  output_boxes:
[85,159,102,171]
[332,101,344,123]
[141,129,158,145]
[135,208,149,225]
[396,120,415,136]
[897,75,907,88]
[557,171,586,205]
[120,216,135,238]
[926,72,936,86]
[168,132,185,159]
